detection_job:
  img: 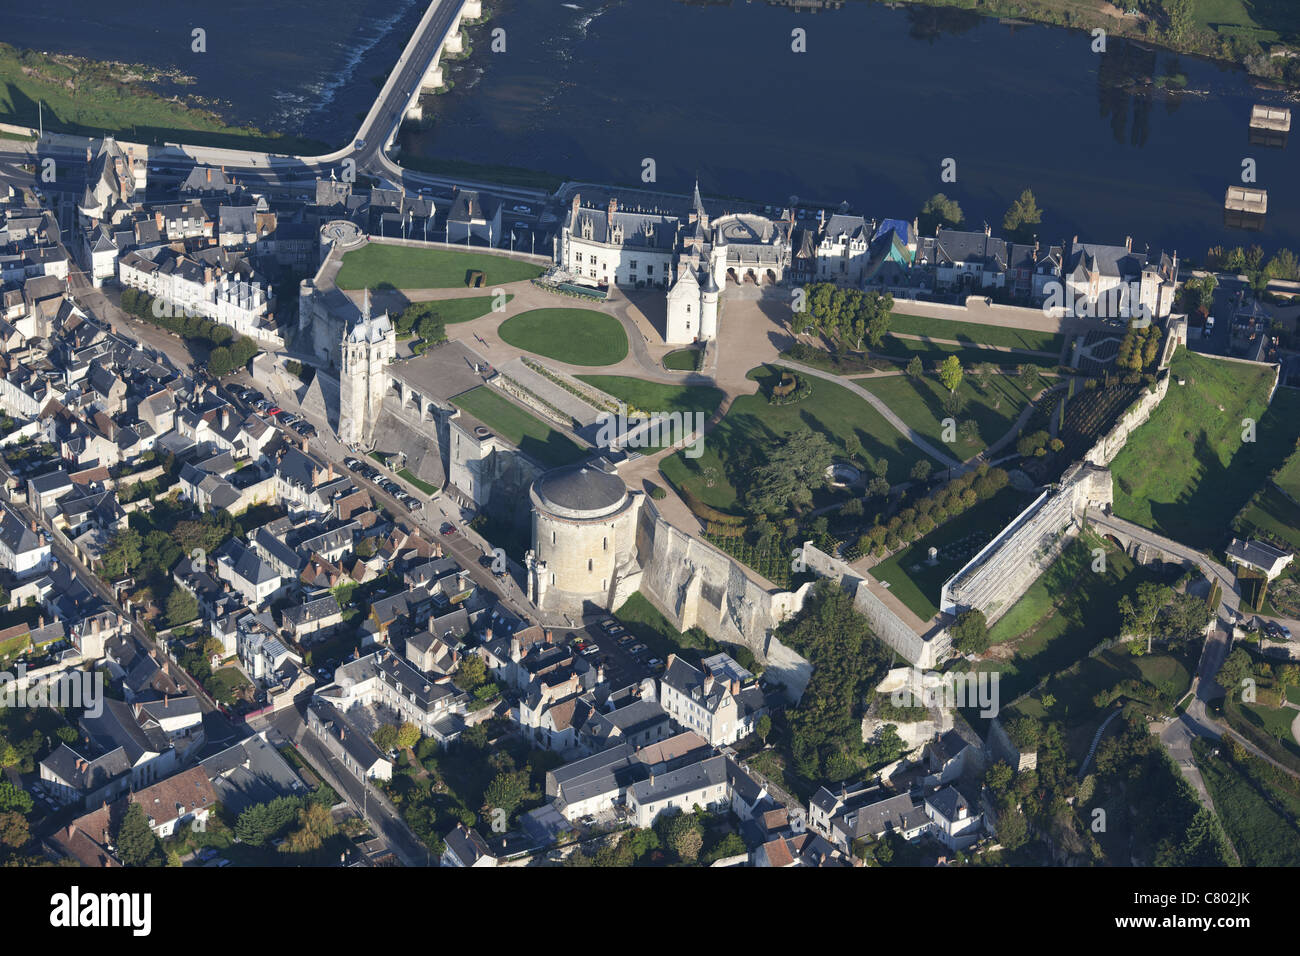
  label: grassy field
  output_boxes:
[400,294,510,325]
[497,308,629,366]
[858,371,1034,458]
[974,534,1160,702]
[1193,738,1300,867]
[663,348,701,371]
[613,592,721,668]
[660,364,931,514]
[870,487,1035,620]
[0,43,328,153]
[1235,484,1300,552]
[1111,349,1300,550]
[576,376,723,419]
[872,335,1059,370]
[1270,439,1300,503]
[889,313,1065,353]
[336,245,544,291]
[398,468,438,496]
[450,386,587,468]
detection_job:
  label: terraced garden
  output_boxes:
[336,245,544,290]
[450,386,587,468]
[888,313,1065,353]
[858,370,1035,457]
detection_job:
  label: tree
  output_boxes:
[1017,363,1040,394]
[910,459,932,483]
[1117,581,1173,653]
[455,654,487,691]
[165,587,199,628]
[919,193,964,234]
[938,355,964,393]
[756,714,772,744]
[1267,249,1299,282]
[1217,648,1254,694]
[235,796,300,846]
[372,724,399,752]
[1002,189,1043,241]
[202,637,225,660]
[745,427,834,515]
[951,609,990,655]
[483,769,529,820]
[670,824,704,862]
[0,811,28,849]
[867,476,890,498]
[117,802,163,867]
[1163,0,1193,44]
[395,722,421,751]
[0,782,32,815]
[906,356,924,378]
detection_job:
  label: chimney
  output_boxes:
[570,194,580,221]
[164,693,169,708]
[704,673,714,695]
[206,168,212,185]
[328,462,334,480]
[984,222,991,238]
[607,197,617,223]
[665,653,677,673]
[39,615,44,628]
[303,439,309,455]
[221,407,229,430]
[155,211,163,229]
[1125,235,1132,252]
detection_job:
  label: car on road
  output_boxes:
[440,522,457,535]
[404,498,421,512]
[279,412,298,425]
[355,139,366,149]
[344,457,363,470]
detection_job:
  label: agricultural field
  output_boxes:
[498,309,629,366]
[1193,738,1300,867]
[449,386,587,468]
[336,245,544,290]
[660,365,930,515]
[887,313,1065,353]
[870,487,1034,621]
[1111,349,1300,550]
[858,369,1034,458]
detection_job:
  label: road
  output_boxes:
[262,700,433,867]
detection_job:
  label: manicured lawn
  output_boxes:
[576,376,723,420]
[870,487,1035,620]
[1111,349,1300,550]
[398,468,438,495]
[497,308,629,366]
[858,371,1034,458]
[450,386,588,468]
[659,364,931,514]
[336,245,544,290]
[663,348,701,371]
[872,335,1059,370]
[889,313,1065,353]
[401,294,511,325]
[209,667,251,706]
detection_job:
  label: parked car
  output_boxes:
[344,457,363,470]
[440,523,457,535]
[617,635,633,646]
[628,643,647,655]
[405,499,421,512]
[267,405,283,416]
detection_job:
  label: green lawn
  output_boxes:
[1235,484,1300,552]
[398,468,438,496]
[1270,440,1300,504]
[1111,349,1300,550]
[663,348,701,371]
[497,308,629,366]
[973,535,1156,702]
[613,592,721,667]
[889,313,1065,353]
[659,364,931,514]
[858,371,1034,458]
[871,487,1035,621]
[401,294,511,325]
[1193,737,1300,866]
[575,375,723,440]
[450,386,588,468]
[209,667,251,706]
[873,335,1059,370]
[336,245,544,291]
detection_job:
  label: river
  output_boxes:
[7,0,1300,256]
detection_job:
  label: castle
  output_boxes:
[556,182,791,345]
[338,289,395,447]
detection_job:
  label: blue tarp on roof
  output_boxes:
[874,219,910,244]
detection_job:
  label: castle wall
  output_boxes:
[799,543,949,668]
[634,503,812,702]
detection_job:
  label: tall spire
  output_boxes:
[362,287,371,328]
[693,177,704,216]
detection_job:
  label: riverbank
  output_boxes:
[0,43,330,154]
[891,0,1300,91]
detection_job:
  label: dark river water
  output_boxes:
[7,0,1300,256]
[404,0,1300,258]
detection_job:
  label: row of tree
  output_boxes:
[119,287,260,377]
[799,284,894,350]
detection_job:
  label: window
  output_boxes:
[552,531,556,545]
[630,260,638,270]
[647,265,654,275]
[603,537,607,551]
[588,558,593,572]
